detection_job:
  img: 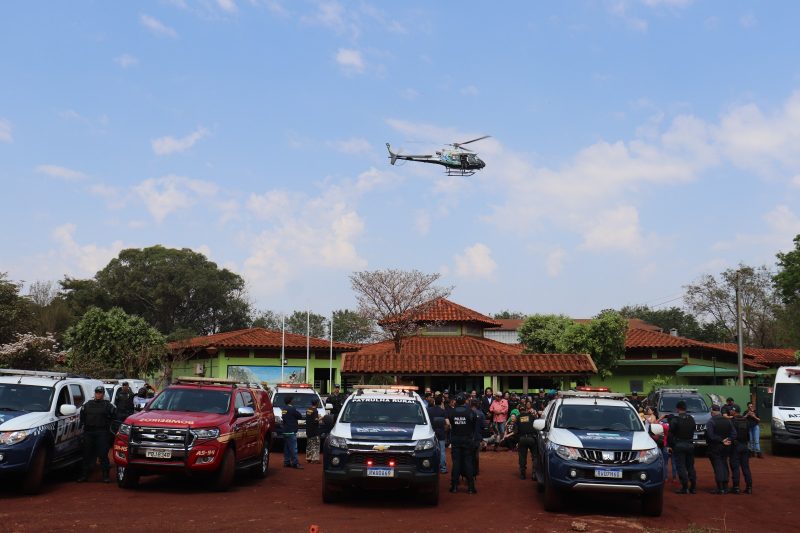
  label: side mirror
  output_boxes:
[325,403,333,410]
[60,404,77,416]
[236,406,255,417]
[533,419,546,431]
[650,424,664,436]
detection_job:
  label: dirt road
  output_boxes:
[1,449,796,532]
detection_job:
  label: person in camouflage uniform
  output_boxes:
[305,398,321,463]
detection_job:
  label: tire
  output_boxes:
[543,481,564,512]
[322,479,342,503]
[116,466,140,489]
[252,440,270,478]
[211,448,235,492]
[21,448,47,495]
[418,480,440,506]
[642,489,664,517]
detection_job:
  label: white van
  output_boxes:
[771,366,800,454]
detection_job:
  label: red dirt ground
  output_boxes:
[1,448,797,533]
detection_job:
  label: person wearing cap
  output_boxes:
[728,405,753,494]
[78,385,115,483]
[114,381,135,426]
[446,394,477,494]
[668,400,697,494]
[721,397,741,419]
[706,403,737,494]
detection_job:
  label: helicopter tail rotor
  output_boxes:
[386,143,398,165]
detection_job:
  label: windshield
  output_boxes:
[659,396,708,413]
[0,383,54,412]
[775,383,800,407]
[555,404,643,432]
[341,397,427,425]
[148,388,231,414]
[273,393,320,411]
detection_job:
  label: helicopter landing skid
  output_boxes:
[445,168,477,177]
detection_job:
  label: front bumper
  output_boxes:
[112,436,225,474]
[323,445,439,488]
[773,428,800,446]
[0,439,37,474]
[546,453,664,494]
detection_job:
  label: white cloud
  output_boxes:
[454,243,497,280]
[114,54,139,68]
[36,164,88,181]
[415,210,431,236]
[302,1,358,37]
[546,248,566,277]
[140,14,178,38]
[217,0,237,13]
[329,137,371,154]
[580,206,645,253]
[135,175,218,222]
[51,224,126,277]
[0,119,12,143]
[151,127,209,155]
[642,0,694,7]
[713,205,800,253]
[335,48,365,74]
[791,175,800,188]
[89,183,126,209]
[607,1,648,32]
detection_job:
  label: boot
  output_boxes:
[674,484,689,494]
[76,475,87,483]
[689,481,697,494]
[757,452,763,459]
[102,470,111,483]
[519,468,526,480]
[730,486,740,494]
[449,484,458,493]
[467,485,477,494]
[745,486,752,494]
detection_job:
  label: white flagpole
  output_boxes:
[306,309,310,385]
[329,312,333,394]
[281,314,285,382]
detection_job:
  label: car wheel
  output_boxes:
[21,448,47,495]
[543,481,564,512]
[418,480,440,506]
[252,440,270,478]
[117,466,140,489]
[642,489,664,517]
[211,448,235,492]
[322,479,342,503]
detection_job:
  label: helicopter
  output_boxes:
[386,135,490,176]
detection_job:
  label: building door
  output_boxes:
[314,367,336,395]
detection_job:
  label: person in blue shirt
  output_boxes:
[281,396,304,469]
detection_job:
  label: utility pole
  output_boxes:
[736,271,744,386]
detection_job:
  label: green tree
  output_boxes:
[0,333,66,370]
[618,305,728,342]
[285,310,327,339]
[64,307,166,378]
[492,310,526,320]
[775,234,800,304]
[0,273,35,344]
[26,280,74,338]
[251,309,283,330]
[60,246,251,336]
[332,309,375,344]
[518,310,627,378]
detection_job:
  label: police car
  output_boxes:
[103,379,146,406]
[270,383,329,445]
[322,385,440,505]
[0,369,105,494]
[533,390,665,516]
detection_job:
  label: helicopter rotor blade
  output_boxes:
[456,135,491,146]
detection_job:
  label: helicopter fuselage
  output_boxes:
[386,143,485,176]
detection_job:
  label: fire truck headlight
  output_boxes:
[191,428,221,440]
[118,423,131,436]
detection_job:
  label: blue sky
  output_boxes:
[2,0,800,319]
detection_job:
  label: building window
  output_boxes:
[463,326,484,337]
[423,325,460,335]
[629,380,644,394]
[483,330,519,344]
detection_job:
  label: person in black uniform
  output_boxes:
[705,404,736,494]
[668,400,697,494]
[470,399,486,476]
[113,381,135,430]
[446,394,477,494]
[327,385,345,418]
[728,405,753,494]
[281,396,304,469]
[516,407,537,480]
[78,386,115,483]
[427,395,448,474]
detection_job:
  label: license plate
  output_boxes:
[145,449,172,459]
[298,430,306,438]
[366,467,394,478]
[594,468,622,479]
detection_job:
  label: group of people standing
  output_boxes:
[654,397,759,496]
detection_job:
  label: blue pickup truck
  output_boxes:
[533,391,665,516]
[0,369,104,494]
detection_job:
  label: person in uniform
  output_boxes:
[281,396,304,469]
[446,394,477,494]
[728,405,753,494]
[78,385,115,483]
[706,404,736,494]
[721,397,741,419]
[668,400,697,494]
[327,385,345,418]
[113,381,135,430]
[305,398,321,464]
[427,395,448,474]
[516,404,538,480]
[469,399,485,476]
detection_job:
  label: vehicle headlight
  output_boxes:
[118,423,131,436]
[191,428,221,440]
[415,438,435,451]
[773,417,786,431]
[637,447,661,464]
[328,435,348,449]
[0,430,30,446]
[549,442,580,461]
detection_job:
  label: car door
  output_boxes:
[53,384,82,461]
[233,391,258,459]
[536,401,557,478]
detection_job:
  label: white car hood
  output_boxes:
[549,427,656,451]
[0,411,55,432]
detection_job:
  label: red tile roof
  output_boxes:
[168,328,358,352]
[381,298,501,328]
[488,318,662,331]
[707,343,797,366]
[624,329,768,369]
[341,336,596,375]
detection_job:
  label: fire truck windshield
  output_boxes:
[148,388,231,414]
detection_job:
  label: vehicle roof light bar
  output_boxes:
[785,368,800,377]
[559,390,626,400]
[0,369,70,380]
[276,383,313,388]
[657,388,699,393]
[175,376,246,388]
[352,384,418,397]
